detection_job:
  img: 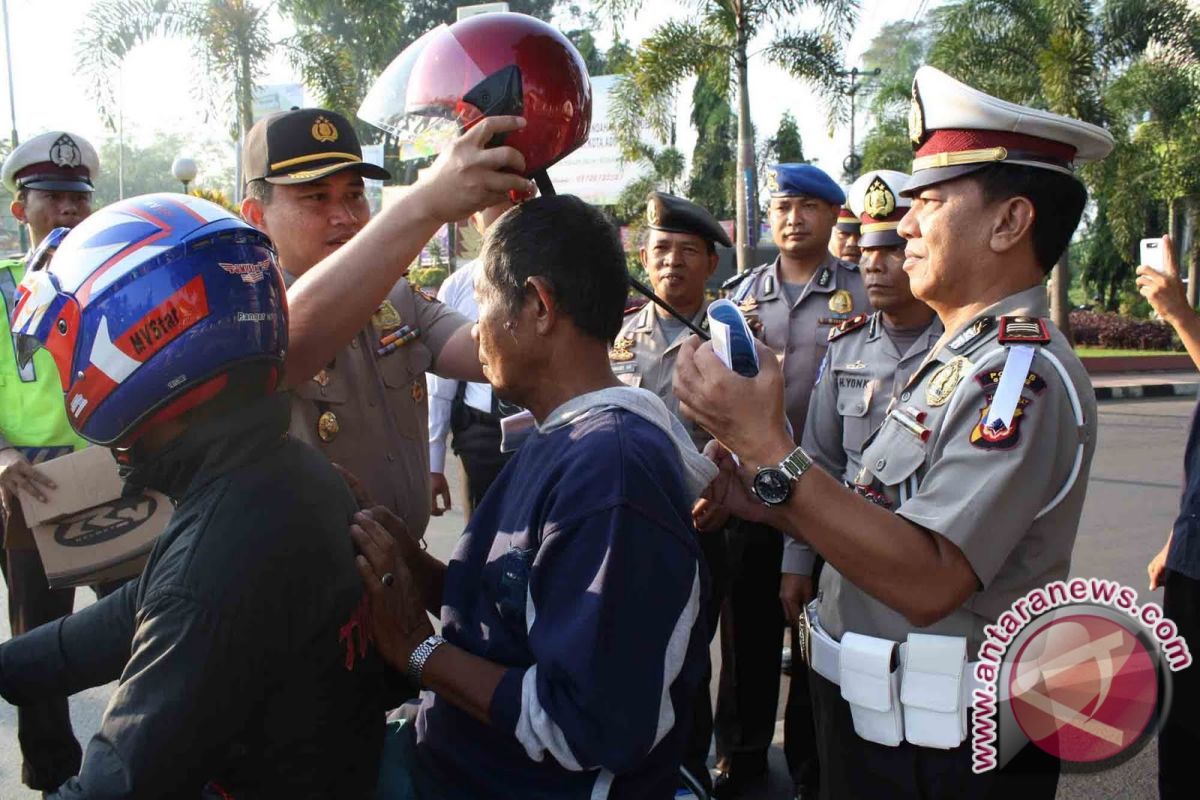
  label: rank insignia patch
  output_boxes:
[926,356,970,406]
[609,336,635,362]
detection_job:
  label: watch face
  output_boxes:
[753,467,792,505]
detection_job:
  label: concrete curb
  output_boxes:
[1094,383,1199,401]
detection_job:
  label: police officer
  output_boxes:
[828,200,861,264]
[608,191,731,794]
[781,170,940,797]
[240,108,475,541]
[713,164,867,798]
[0,130,100,791]
[675,65,1113,799]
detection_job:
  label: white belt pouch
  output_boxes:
[838,632,904,746]
[900,633,968,749]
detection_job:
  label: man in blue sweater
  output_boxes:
[352,194,716,799]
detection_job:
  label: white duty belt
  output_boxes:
[806,602,985,750]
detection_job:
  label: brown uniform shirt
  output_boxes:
[289,277,467,540]
[609,301,710,450]
[817,286,1097,652]
[728,253,868,440]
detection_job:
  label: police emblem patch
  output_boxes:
[49,134,82,168]
[767,169,779,193]
[312,116,339,143]
[926,356,970,406]
[828,289,854,314]
[970,397,1031,449]
[863,177,896,220]
[318,410,339,442]
[372,300,403,333]
[646,199,661,226]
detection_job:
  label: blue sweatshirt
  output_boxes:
[415,407,709,799]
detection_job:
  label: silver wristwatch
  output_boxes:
[407,634,447,687]
[751,446,814,506]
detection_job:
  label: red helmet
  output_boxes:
[358,12,591,177]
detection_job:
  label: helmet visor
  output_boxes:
[10,268,63,369]
[359,25,496,161]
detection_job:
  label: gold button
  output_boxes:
[318,411,339,442]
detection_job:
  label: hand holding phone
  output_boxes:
[706,299,760,378]
[1140,237,1168,275]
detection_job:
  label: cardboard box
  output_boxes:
[19,447,172,588]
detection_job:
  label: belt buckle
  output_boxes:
[797,603,813,666]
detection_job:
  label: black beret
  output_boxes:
[645,192,732,248]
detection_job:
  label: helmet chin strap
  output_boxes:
[528,169,711,341]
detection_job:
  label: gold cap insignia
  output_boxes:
[926,356,970,407]
[766,169,779,193]
[863,177,896,220]
[647,199,661,227]
[318,410,339,442]
[908,84,926,146]
[829,289,853,315]
[312,116,339,143]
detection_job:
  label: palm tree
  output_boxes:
[601,0,858,276]
[928,0,1200,334]
[76,0,272,148]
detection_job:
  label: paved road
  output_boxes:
[0,397,1190,797]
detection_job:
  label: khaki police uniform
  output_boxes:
[729,254,870,439]
[784,311,943,576]
[289,278,466,541]
[816,288,1095,650]
[610,302,710,450]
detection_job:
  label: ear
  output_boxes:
[639,245,649,269]
[525,275,558,335]
[705,249,718,278]
[11,198,26,225]
[988,196,1035,256]
[240,197,266,231]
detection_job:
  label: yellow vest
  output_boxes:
[0,257,89,460]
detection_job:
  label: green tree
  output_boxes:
[687,71,736,220]
[927,0,1200,335]
[77,0,272,141]
[859,20,931,173]
[602,0,858,274]
[91,134,237,207]
[766,111,805,163]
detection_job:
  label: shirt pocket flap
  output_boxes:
[861,414,926,486]
[901,634,966,712]
[836,381,872,419]
[839,632,898,712]
[379,342,431,389]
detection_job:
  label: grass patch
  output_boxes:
[1075,347,1187,357]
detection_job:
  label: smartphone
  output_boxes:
[1140,238,1167,274]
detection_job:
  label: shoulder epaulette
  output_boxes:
[998,316,1051,345]
[720,269,754,292]
[827,312,870,342]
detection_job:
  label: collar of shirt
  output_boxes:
[762,252,847,307]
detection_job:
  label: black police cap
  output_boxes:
[645,191,732,248]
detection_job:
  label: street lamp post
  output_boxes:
[837,66,881,182]
[171,157,197,194]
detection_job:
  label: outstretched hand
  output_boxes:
[411,116,536,224]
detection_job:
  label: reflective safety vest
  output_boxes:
[0,257,89,461]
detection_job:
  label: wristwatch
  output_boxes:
[407,634,447,688]
[751,446,814,506]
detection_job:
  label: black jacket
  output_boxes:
[0,393,384,798]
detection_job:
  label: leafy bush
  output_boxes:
[408,266,448,290]
[1069,310,1177,351]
